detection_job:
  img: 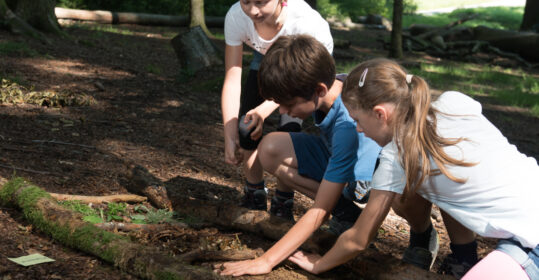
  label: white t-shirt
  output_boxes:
[372,91,539,248]
[224,0,333,55]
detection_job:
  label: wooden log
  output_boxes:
[178,248,264,264]
[472,26,539,61]
[95,222,188,233]
[0,177,221,280]
[171,26,223,73]
[55,7,224,27]
[50,193,147,204]
[128,165,173,210]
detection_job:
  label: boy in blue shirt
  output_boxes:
[218,34,381,276]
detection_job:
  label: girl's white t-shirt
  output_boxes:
[372,91,539,249]
[224,0,333,54]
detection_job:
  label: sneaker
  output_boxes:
[269,196,294,221]
[402,226,439,270]
[438,254,474,279]
[328,215,356,235]
[240,186,267,211]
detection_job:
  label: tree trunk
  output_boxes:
[171,26,223,74]
[0,177,221,280]
[389,0,403,58]
[7,0,62,35]
[190,0,212,37]
[0,0,49,42]
[520,0,539,31]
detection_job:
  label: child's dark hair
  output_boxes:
[258,34,335,104]
[342,58,475,201]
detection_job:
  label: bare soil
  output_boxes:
[0,22,537,280]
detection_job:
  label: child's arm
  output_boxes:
[221,44,244,165]
[218,180,345,276]
[288,189,396,274]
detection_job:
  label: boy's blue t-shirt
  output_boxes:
[314,95,381,183]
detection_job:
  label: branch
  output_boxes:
[50,193,147,204]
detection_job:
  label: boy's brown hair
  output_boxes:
[258,34,335,104]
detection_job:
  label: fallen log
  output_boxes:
[178,248,264,264]
[472,26,539,61]
[50,193,147,204]
[95,221,188,233]
[128,165,173,210]
[134,173,450,279]
[0,177,221,280]
[55,7,224,27]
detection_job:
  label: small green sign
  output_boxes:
[8,253,55,266]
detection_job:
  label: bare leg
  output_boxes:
[258,132,320,199]
[440,211,475,245]
[392,191,432,233]
[241,148,264,184]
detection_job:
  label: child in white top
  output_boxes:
[286,58,539,280]
[221,0,333,209]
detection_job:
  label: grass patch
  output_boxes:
[145,64,163,75]
[405,62,539,116]
[414,0,502,12]
[0,41,39,57]
[404,6,524,30]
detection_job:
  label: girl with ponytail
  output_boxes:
[221,0,333,212]
[287,58,539,280]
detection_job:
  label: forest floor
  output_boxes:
[0,21,538,280]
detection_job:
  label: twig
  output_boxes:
[0,163,55,175]
[31,140,96,149]
[50,193,148,203]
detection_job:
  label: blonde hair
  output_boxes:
[342,58,475,201]
[275,0,288,26]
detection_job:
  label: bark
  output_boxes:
[190,0,212,38]
[389,0,403,58]
[520,0,539,31]
[54,7,225,27]
[0,177,221,280]
[50,193,147,204]
[171,26,223,74]
[0,0,49,43]
[178,248,264,264]
[8,0,62,35]
[128,165,173,210]
[472,26,539,61]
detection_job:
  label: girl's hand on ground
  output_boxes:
[288,250,322,274]
[245,110,264,140]
[214,258,272,276]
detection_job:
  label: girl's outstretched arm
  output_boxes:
[221,44,243,165]
[216,180,345,276]
[289,189,396,274]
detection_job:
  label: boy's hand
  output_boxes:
[214,258,272,276]
[224,137,242,165]
[288,250,322,274]
[244,110,264,140]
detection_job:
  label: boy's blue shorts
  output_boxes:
[290,132,330,183]
[290,132,372,203]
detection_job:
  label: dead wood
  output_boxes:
[55,7,224,27]
[128,165,173,210]
[171,26,223,73]
[50,193,147,204]
[0,177,221,280]
[95,222,188,233]
[178,248,264,264]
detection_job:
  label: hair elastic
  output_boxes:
[358,68,368,87]
[406,74,413,84]
[281,1,287,6]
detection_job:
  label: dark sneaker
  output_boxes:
[438,254,474,279]
[402,226,439,270]
[240,186,267,211]
[328,215,356,235]
[269,196,294,221]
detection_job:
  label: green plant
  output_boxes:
[106,202,127,222]
[0,42,38,57]
[59,200,96,216]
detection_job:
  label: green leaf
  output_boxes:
[130,214,146,220]
[83,215,103,224]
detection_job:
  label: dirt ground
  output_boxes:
[0,21,538,280]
